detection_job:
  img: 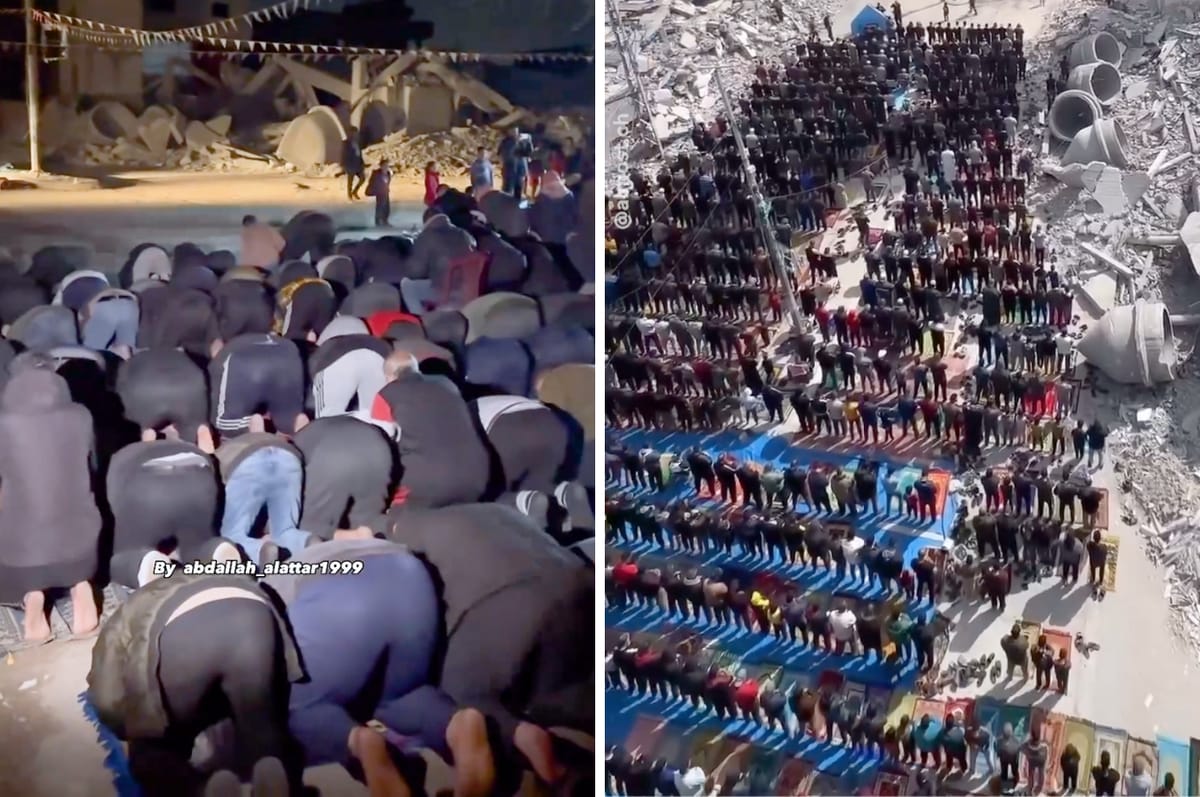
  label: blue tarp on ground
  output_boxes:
[850,5,893,36]
[606,428,959,561]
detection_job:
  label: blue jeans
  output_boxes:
[220,447,310,559]
[82,297,139,350]
[503,168,527,198]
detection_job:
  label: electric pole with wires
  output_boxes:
[714,67,804,331]
[605,0,667,167]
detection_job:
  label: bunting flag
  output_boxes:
[16,6,591,63]
[0,33,592,64]
[31,0,341,44]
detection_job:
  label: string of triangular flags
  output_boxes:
[30,0,340,44]
[38,31,590,63]
[29,10,591,63]
[27,7,590,61]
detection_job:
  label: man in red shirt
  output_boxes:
[613,555,639,607]
[706,669,735,721]
[733,675,761,724]
[814,303,831,342]
[847,307,861,346]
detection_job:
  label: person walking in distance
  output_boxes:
[341,126,365,199]
[367,160,393,227]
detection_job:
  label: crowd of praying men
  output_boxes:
[596,9,1149,795]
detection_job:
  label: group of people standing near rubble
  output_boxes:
[0,139,596,796]
[341,124,586,228]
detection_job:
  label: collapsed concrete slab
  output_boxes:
[276,106,348,170]
[1067,62,1122,104]
[1069,32,1122,68]
[1062,119,1128,167]
[1079,163,1149,216]
[1050,90,1103,143]
[1076,300,1178,385]
[139,118,173,161]
[406,84,456,136]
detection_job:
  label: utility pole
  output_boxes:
[24,0,40,175]
[714,68,804,331]
[605,0,667,166]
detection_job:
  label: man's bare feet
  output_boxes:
[197,425,216,454]
[348,726,411,797]
[446,708,496,797]
[514,721,564,783]
[141,428,157,443]
[70,581,99,637]
[22,591,51,643]
[294,413,310,432]
[249,414,267,434]
[333,526,375,541]
[162,425,181,440]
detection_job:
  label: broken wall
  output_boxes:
[406,83,456,136]
[55,0,143,107]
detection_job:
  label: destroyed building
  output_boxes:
[0,2,592,179]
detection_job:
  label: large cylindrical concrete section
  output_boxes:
[1069,32,1122,67]
[1076,301,1177,385]
[1049,90,1103,142]
[1068,62,1122,104]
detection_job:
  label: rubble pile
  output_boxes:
[604,0,844,190]
[9,54,557,177]
[362,126,506,179]
[1026,0,1200,306]
[1139,514,1200,647]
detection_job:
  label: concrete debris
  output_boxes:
[605,0,844,190]
[16,54,574,177]
[361,125,507,180]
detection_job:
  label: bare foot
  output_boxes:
[294,413,310,432]
[514,721,564,783]
[141,428,157,442]
[349,726,411,797]
[196,425,216,454]
[446,708,496,797]
[22,591,51,643]
[249,414,267,434]
[333,526,376,541]
[162,425,180,440]
[70,582,99,637]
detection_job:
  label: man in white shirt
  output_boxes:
[842,528,866,582]
[829,601,858,655]
[1054,331,1073,373]
[654,319,674,354]
[634,316,659,354]
[675,764,709,797]
[740,387,764,425]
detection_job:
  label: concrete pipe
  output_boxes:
[1062,119,1129,167]
[1049,90,1103,143]
[1067,62,1122,104]
[275,106,347,170]
[84,101,140,143]
[1076,300,1177,385]
[1069,32,1121,67]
